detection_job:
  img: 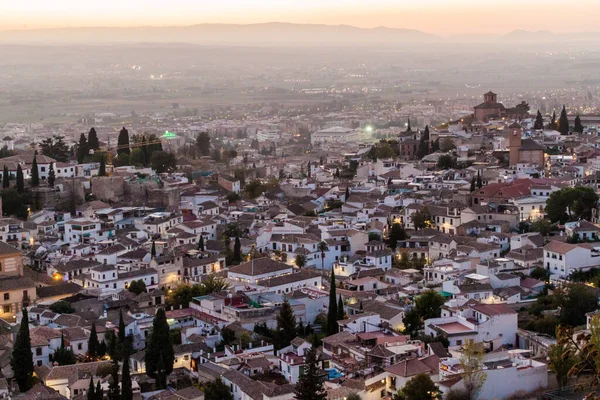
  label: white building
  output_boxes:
[311,126,361,145]
[543,240,600,278]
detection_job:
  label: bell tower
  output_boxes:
[509,122,522,166]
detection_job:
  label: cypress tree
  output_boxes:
[151,240,156,259]
[121,356,133,400]
[294,347,327,400]
[276,299,297,349]
[327,269,338,335]
[78,133,89,163]
[534,110,544,130]
[95,380,103,400]
[558,105,570,135]
[48,162,55,187]
[574,115,584,133]
[88,128,100,151]
[118,310,126,343]
[87,376,95,400]
[337,295,344,321]
[11,308,34,392]
[54,333,76,365]
[198,235,205,251]
[16,165,24,193]
[108,360,120,400]
[549,110,558,130]
[345,187,350,202]
[470,176,476,192]
[117,127,130,156]
[233,236,242,264]
[98,155,106,177]
[31,154,39,186]
[144,309,174,389]
[2,165,8,189]
[476,171,482,189]
[88,323,99,360]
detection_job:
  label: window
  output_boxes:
[3,293,8,301]
[456,340,463,345]
[78,343,82,350]
[3,305,9,313]
[36,348,42,356]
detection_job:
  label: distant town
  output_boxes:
[0,88,599,400]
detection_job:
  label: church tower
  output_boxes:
[509,122,522,166]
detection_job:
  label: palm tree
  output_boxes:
[317,241,329,270]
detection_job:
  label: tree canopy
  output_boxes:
[545,187,599,223]
[11,308,34,392]
[144,308,174,389]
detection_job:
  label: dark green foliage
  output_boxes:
[95,380,103,400]
[144,309,174,389]
[558,284,598,326]
[195,132,211,157]
[166,276,230,308]
[151,241,156,258]
[574,115,584,133]
[545,187,599,223]
[294,347,327,400]
[415,290,446,320]
[87,376,95,400]
[1,189,28,219]
[395,373,441,400]
[549,110,558,130]
[78,133,89,164]
[530,267,551,281]
[530,218,552,236]
[368,232,381,241]
[31,155,39,186]
[337,296,345,321]
[16,165,24,193]
[203,378,233,400]
[128,280,147,295]
[48,162,56,187]
[233,236,242,264]
[368,140,397,161]
[276,299,297,349]
[476,171,482,188]
[150,151,177,173]
[387,223,408,250]
[88,324,100,359]
[121,356,133,400]
[345,187,350,202]
[98,155,106,177]
[88,128,100,151]
[54,334,76,365]
[244,179,265,198]
[411,208,433,230]
[437,154,456,170]
[117,127,130,156]
[11,308,34,392]
[2,165,8,189]
[118,310,126,343]
[317,241,328,270]
[558,105,570,135]
[470,177,475,192]
[197,235,205,251]
[108,360,120,400]
[40,135,70,162]
[534,110,544,130]
[327,269,338,335]
[50,300,75,314]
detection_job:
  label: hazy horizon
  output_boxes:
[2,0,598,36]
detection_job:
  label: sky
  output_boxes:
[0,0,596,35]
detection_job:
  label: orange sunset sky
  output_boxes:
[0,0,595,35]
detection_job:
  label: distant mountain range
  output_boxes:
[1,23,599,45]
[0,22,438,45]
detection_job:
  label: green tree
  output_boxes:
[1,189,28,219]
[549,110,558,130]
[317,241,328,270]
[402,309,421,337]
[16,165,24,193]
[530,218,552,236]
[530,267,550,281]
[470,177,475,192]
[48,162,56,187]
[40,135,70,162]
[415,290,445,321]
[144,308,174,389]
[294,254,306,268]
[545,187,599,223]
[31,154,39,186]
[204,378,233,400]
[294,347,327,400]
[573,115,584,133]
[395,373,441,400]
[88,128,100,151]
[53,334,76,365]
[150,151,177,173]
[558,105,570,135]
[78,133,89,163]
[151,240,156,259]
[87,376,96,400]
[337,295,345,321]
[276,299,297,349]
[557,283,598,326]
[88,323,100,359]
[50,300,75,314]
[440,137,456,152]
[121,356,133,400]
[130,148,146,167]
[244,179,264,198]
[117,127,130,156]
[327,269,337,335]
[95,380,103,400]
[534,110,544,130]
[233,236,242,264]
[460,340,487,400]
[437,154,456,170]
[196,132,211,157]
[549,326,576,388]
[387,223,408,250]
[108,360,120,400]
[197,235,205,251]
[476,171,482,188]
[2,165,8,189]
[411,208,432,230]
[98,156,106,177]
[346,394,361,400]
[11,308,34,392]
[128,280,147,295]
